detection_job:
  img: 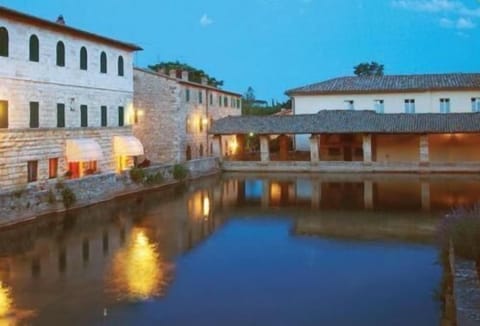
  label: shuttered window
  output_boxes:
[29,35,39,62]
[118,106,124,126]
[56,41,65,66]
[57,103,65,128]
[100,52,107,73]
[0,27,8,57]
[30,102,39,128]
[80,105,88,127]
[101,106,107,127]
[80,47,88,70]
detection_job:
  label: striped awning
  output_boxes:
[113,136,144,156]
[66,139,104,162]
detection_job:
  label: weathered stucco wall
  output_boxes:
[374,134,420,162]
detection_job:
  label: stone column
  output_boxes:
[278,134,289,161]
[310,135,319,162]
[364,180,374,209]
[421,182,431,212]
[211,135,222,161]
[363,134,372,164]
[260,136,270,162]
[419,134,429,165]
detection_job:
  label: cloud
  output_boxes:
[392,0,480,32]
[200,14,213,27]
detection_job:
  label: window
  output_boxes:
[30,102,39,128]
[344,100,354,110]
[27,161,38,183]
[117,56,124,76]
[218,95,222,107]
[29,35,39,62]
[57,103,65,128]
[56,41,65,67]
[80,105,88,127]
[101,106,107,127]
[224,96,228,107]
[118,106,124,126]
[0,100,8,128]
[404,99,415,113]
[49,158,58,179]
[209,93,213,105]
[199,91,203,104]
[440,98,450,113]
[0,27,8,57]
[186,89,190,102]
[80,47,87,70]
[100,51,107,73]
[471,98,480,112]
[374,99,384,113]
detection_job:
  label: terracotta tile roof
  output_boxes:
[209,110,480,135]
[286,73,480,96]
[0,6,142,51]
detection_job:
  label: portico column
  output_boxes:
[211,135,222,161]
[310,135,319,162]
[419,134,429,165]
[364,180,374,209]
[260,136,270,162]
[363,134,372,164]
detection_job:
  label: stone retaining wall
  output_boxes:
[0,157,220,226]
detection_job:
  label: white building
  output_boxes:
[286,73,480,150]
[0,6,143,191]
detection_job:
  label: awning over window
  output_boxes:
[113,136,144,156]
[66,139,104,162]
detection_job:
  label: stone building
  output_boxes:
[0,6,143,192]
[133,68,242,164]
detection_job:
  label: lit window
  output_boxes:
[49,158,58,179]
[0,100,8,128]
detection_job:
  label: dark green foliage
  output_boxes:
[129,167,145,184]
[353,61,384,76]
[148,61,224,87]
[173,164,188,180]
[144,172,164,186]
[61,187,76,209]
[241,86,291,116]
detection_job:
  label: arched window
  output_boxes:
[56,41,65,66]
[117,56,124,76]
[29,35,39,62]
[100,51,107,73]
[80,47,87,70]
[0,27,8,57]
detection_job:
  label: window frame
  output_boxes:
[80,105,88,127]
[29,101,39,128]
[101,105,107,127]
[0,27,8,57]
[29,34,39,62]
[100,51,107,74]
[118,106,124,126]
[80,46,88,70]
[117,56,124,76]
[404,99,415,113]
[57,103,65,128]
[56,41,65,67]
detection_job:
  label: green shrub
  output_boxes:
[61,187,76,209]
[129,167,145,184]
[173,164,188,180]
[144,172,164,186]
[47,189,56,204]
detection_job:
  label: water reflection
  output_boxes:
[0,174,477,324]
[108,228,172,301]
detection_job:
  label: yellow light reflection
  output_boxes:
[270,183,281,202]
[109,228,171,301]
[0,281,12,319]
[203,196,210,217]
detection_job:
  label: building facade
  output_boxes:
[0,7,143,192]
[286,74,480,150]
[133,68,241,164]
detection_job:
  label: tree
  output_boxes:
[148,61,224,87]
[353,61,384,77]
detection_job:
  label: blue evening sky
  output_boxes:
[4,0,480,101]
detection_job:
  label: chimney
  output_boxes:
[201,76,208,85]
[169,69,177,79]
[56,15,66,25]
[181,70,189,81]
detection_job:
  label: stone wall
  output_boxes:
[0,157,220,226]
[0,126,134,191]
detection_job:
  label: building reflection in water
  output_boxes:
[108,227,172,301]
